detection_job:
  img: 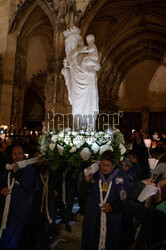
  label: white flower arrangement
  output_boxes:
[58,131,64,138]
[86,136,94,145]
[99,144,113,156]
[72,131,79,136]
[119,143,126,155]
[49,143,56,151]
[38,128,126,172]
[73,135,85,148]
[91,142,100,154]
[80,147,92,161]
[57,144,64,156]
[64,136,71,145]
[69,146,77,153]
[51,134,58,142]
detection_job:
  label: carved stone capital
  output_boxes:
[47,55,56,73]
[48,55,63,73]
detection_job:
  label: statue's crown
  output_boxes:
[63,26,81,38]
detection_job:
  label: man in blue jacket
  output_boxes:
[0,144,39,249]
[82,150,133,250]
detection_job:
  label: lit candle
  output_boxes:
[148,158,158,170]
[144,139,152,148]
[24,154,29,159]
[144,139,152,158]
[0,134,5,140]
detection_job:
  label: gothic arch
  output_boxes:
[78,0,106,36]
[10,1,54,129]
[79,0,166,112]
[9,0,56,35]
[13,3,54,88]
[23,84,45,125]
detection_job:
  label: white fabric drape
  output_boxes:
[40,174,53,224]
[98,179,112,250]
[6,155,41,170]
[0,172,15,238]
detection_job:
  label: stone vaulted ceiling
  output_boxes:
[82,0,166,111]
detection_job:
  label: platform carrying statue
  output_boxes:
[61,26,100,130]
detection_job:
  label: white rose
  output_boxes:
[57,144,64,156]
[76,142,85,149]
[70,142,73,147]
[99,144,113,155]
[49,143,55,151]
[91,142,100,154]
[99,131,104,136]
[95,132,99,138]
[64,136,71,145]
[51,134,58,142]
[40,144,47,152]
[65,128,71,132]
[107,129,113,135]
[58,131,64,138]
[80,147,92,161]
[106,140,112,145]
[73,136,85,148]
[69,146,77,153]
[120,134,125,144]
[117,133,125,144]
[119,143,126,155]
[72,131,79,136]
[86,137,94,145]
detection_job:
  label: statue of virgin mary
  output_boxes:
[61,26,100,130]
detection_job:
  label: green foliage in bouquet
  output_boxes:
[38,128,126,177]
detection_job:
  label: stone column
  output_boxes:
[0,32,17,126]
[43,0,82,130]
[0,0,18,126]
[141,108,149,133]
[10,48,27,130]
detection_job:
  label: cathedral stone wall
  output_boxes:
[0,0,17,126]
[0,0,166,133]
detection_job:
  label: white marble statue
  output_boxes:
[61,26,100,130]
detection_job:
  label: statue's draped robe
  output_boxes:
[0,165,39,249]
[69,57,99,121]
[82,168,132,250]
[62,33,100,128]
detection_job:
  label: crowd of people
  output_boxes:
[0,130,165,250]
